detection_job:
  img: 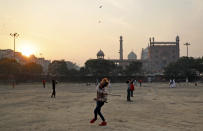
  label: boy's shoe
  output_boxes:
[90,118,96,123]
[99,121,107,126]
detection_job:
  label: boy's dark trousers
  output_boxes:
[127,89,131,101]
[130,90,133,97]
[51,90,56,98]
[94,101,105,121]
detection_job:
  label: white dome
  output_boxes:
[128,51,137,60]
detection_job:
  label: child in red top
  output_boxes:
[139,79,142,87]
[130,80,134,97]
[42,80,46,88]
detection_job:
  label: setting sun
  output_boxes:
[18,44,36,57]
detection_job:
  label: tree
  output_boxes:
[48,60,68,76]
[0,58,21,75]
[164,62,180,79]
[164,57,202,80]
[22,62,43,75]
[85,59,116,76]
[125,61,143,76]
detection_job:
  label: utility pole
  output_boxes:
[10,33,19,88]
[184,42,190,57]
[10,33,19,59]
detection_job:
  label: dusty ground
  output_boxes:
[0,82,203,131]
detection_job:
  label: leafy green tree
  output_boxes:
[164,57,202,79]
[164,62,180,78]
[22,62,43,75]
[68,68,79,76]
[48,60,68,76]
[114,65,124,76]
[85,59,116,76]
[125,61,143,76]
[0,58,21,75]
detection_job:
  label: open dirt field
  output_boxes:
[0,82,203,131]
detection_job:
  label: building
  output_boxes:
[36,58,51,74]
[97,50,105,59]
[141,36,180,73]
[66,61,80,71]
[0,49,37,64]
[141,48,149,60]
[0,49,14,59]
[128,51,137,60]
[0,49,51,74]
[96,36,139,69]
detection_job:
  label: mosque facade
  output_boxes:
[96,36,138,69]
[96,35,180,74]
[141,36,180,73]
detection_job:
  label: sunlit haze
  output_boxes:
[0,0,203,66]
[17,42,36,57]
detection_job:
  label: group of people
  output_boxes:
[42,77,138,126]
[126,79,136,102]
[90,78,143,126]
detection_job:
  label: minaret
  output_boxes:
[176,35,180,58]
[119,36,123,60]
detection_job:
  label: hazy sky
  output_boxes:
[0,0,203,66]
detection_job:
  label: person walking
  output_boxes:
[90,78,109,126]
[42,80,46,88]
[51,79,57,98]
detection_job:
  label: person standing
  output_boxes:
[90,78,109,126]
[130,80,134,97]
[172,79,176,88]
[169,79,172,88]
[42,80,46,88]
[51,79,57,98]
[133,79,137,86]
[139,79,142,87]
[126,79,131,101]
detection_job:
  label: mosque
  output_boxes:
[141,36,180,73]
[96,35,180,74]
[96,36,139,69]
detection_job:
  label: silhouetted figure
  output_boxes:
[139,79,142,87]
[126,79,131,101]
[195,82,197,86]
[42,80,46,88]
[51,80,57,98]
[10,75,15,88]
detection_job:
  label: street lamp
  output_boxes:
[10,33,19,88]
[184,42,190,57]
[10,33,19,59]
